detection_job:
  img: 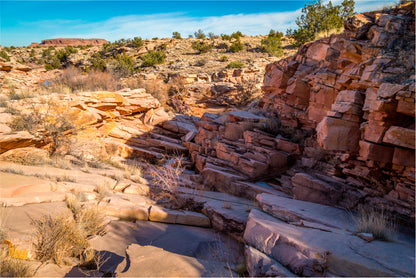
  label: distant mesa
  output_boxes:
[29,38,108,47]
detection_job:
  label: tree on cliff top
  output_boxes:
[287,0,355,47]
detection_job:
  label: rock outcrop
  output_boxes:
[259,2,415,221]
[38,38,108,46]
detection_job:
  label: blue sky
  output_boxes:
[1,0,396,46]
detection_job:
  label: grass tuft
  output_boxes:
[31,214,89,265]
[355,208,396,241]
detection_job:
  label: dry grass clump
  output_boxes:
[0,256,34,277]
[32,214,89,264]
[74,205,106,237]
[95,182,112,201]
[66,192,106,236]
[145,79,169,105]
[355,208,396,241]
[0,206,8,241]
[148,157,187,209]
[50,67,122,93]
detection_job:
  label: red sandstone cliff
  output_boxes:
[260,2,415,220]
[38,38,108,46]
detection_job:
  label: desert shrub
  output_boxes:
[95,182,112,202]
[89,52,107,71]
[235,80,259,105]
[9,90,34,100]
[74,205,106,237]
[268,29,284,39]
[53,66,120,92]
[0,256,34,277]
[231,31,243,40]
[195,58,208,66]
[287,0,355,46]
[0,96,7,107]
[44,64,54,71]
[261,36,284,57]
[355,208,396,241]
[148,157,188,209]
[172,32,182,39]
[208,32,218,39]
[194,29,206,39]
[10,102,77,154]
[140,50,167,67]
[191,41,213,54]
[145,79,169,105]
[219,55,228,62]
[29,49,35,57]
[107,53,136,77]
[129,36,143,47]
[229,40,243,53]
[221,34,231,40]
[32,214,89,264]
[0,50,10,61]
[226,61,244,68]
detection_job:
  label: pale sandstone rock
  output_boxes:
[149,205,210,227]
[245,246,296,277]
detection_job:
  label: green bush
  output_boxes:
[261,36,284,57]
[268,29,284,39]
[226,61,244,68]
[287,0,355,47]
[194,29,206,39]
[221,34,231,41]
[140,50,167,67]
[45,64,54,71]
[230,40,243,53]
[219,55,228,62]
[89,53,107,71]
[231,31,243,40]
[0,50,10,61]
[191,41,213,54]
[172,32,182,39]
[108,53,136,76]
[130,37,143,47]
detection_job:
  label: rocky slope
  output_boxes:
[0,3,414,277]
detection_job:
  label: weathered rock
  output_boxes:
[245,245,296,277]
[149,205,210,227]
[244,209,415,277]
[316,117,360,152]
[39,38,108,46]
[0,131,40,154]
[383,126,415,149]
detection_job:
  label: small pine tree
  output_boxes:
[287,0,355,47]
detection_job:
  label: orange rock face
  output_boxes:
[260,3,415,221]
[39,38,108,46]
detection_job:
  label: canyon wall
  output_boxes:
[260,2,415,220]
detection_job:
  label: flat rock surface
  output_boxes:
[90,220,244,276]
[244,209,415,277]
[256,193,356,232]
[1,202,70,251]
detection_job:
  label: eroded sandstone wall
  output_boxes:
[261,3,415,220]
